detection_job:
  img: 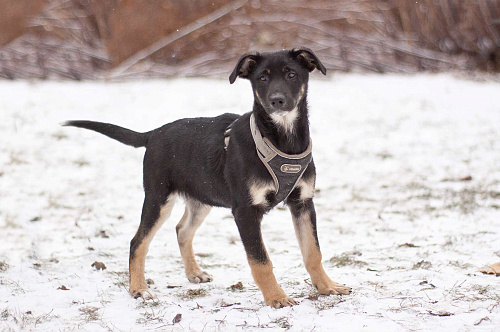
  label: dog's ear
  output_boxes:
[229,52,261,84]
[291,47,327,75]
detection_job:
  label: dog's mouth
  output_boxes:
[272,110,290,117]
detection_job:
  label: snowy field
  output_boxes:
[1,74,499,331]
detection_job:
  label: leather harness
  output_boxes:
[224,114,313,203]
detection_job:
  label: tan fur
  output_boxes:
[248,181,275,207]
[255,90,265,107]
[296,176,315,201]
[129,196,176,298]
[248,259,297,308]
[292,212,351,295]
[176,199,212,283]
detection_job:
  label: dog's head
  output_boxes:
[229,48,326,116]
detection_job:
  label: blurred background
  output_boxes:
[0,0,499,80]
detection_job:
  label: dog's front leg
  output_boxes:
[288,196,352,296]
[233,205,298,308]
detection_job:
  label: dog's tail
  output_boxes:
[62,120,149,148]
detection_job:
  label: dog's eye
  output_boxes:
[287,72,297,79]
[259,75,267,82]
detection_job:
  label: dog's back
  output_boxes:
[144,113,239,208]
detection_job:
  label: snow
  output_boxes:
[1,74,499,331]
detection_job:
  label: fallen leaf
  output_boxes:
[229,281,244,291]
[478,262,500,276]
[172,313,182,324]
[428,310,453,317]
[91,261,106,270]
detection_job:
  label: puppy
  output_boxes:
[64,48,351,308]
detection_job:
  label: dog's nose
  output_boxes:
[269,93,286,109]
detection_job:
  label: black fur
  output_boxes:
[62,120,149,148]
[65,48,329,299]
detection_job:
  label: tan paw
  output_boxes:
[315,279,352,295]
[186,270,213,283]
[265,295,298,309]
[130,288,156,300]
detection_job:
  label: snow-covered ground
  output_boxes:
[0,74,499,331]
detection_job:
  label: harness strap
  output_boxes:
[224,114,313,203]
[249,113,313,203]
[224,118,238,151]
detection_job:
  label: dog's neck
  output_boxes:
[253,97,310,155]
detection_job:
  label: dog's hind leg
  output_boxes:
[176,199,212,283]
[129,193,176,299]
[287,183,352,296]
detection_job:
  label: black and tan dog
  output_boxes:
[64,48,351,308]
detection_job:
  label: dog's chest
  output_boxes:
[248,177,315,207]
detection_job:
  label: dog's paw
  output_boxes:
[315,280,352,296]
[130,288,157,300]
[187,270,213,283]
[266,295,298,309]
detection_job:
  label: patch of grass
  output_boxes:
[313,296,346,311]
[406,182,433,200]
[79,306,100,321]
[136,299,162,309]
[329,251,367,268]
[472,284,491,296]
[0,261,9,272]
[412,260,432,270]
[270,316,292,329]
[444,187,479,214]
[4,215,21,229]
[51,132,68,140]
[178,288,209,300]
[109,271,129,289]
[136,308,165,325]
[195,252,213,258]
[1,308,9,320]
[449,260,474,269]
[445,282,500,304]
[1,308,58,329]
[388,297,422,313]
[73,158,90,167]
[8,152,27,165]
[350,189,377,202]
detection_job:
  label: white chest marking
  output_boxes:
[270,107,299,134]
